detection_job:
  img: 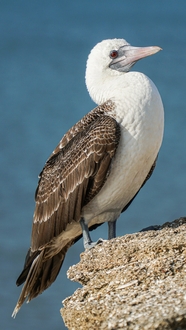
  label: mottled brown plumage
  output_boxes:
[32,101,118,249]
[13,101,122,315]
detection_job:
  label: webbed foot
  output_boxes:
[84,238,104,250]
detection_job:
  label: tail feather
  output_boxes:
[16,249,39,286]
[12,241,73,318]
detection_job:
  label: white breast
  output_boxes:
[82,72,164,226]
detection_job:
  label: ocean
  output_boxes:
[1,1,186,329]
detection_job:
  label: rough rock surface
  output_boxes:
[61,218,186,329]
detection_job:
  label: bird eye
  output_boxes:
[109,50,118,59]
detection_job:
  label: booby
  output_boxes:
[12,38,164,317]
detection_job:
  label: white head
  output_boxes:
[85,38,161,105]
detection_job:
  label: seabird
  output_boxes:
[12,38,164,317]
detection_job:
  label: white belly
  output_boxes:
[82,131,158,226]
[82,76,164,226]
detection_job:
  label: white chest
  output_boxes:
[82,72,164,225]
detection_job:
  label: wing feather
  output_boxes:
[50,100,115,156]
[31,115,120,250]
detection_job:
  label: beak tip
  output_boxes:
[155,46,162,52]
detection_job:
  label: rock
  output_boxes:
[61,218,186,329]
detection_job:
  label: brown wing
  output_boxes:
[31,115,120,251]
[49,100,115,157]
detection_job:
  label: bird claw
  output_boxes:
[84,238,104,250]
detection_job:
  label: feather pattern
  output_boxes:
[12,102,120,316]
[32,103,120,250]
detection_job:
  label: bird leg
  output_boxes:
[80,218,103,250]
[108,220,117,240]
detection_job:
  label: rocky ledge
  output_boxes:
[61,218,186,330]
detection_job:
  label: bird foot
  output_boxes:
[84,238,104,250]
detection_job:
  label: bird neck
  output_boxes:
[86,69,150,107]
[85,69,164,142]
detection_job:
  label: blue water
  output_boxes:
[1,1,186,329]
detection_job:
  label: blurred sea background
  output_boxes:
[1,1,186,329]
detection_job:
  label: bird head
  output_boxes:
[85,38,161,104]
